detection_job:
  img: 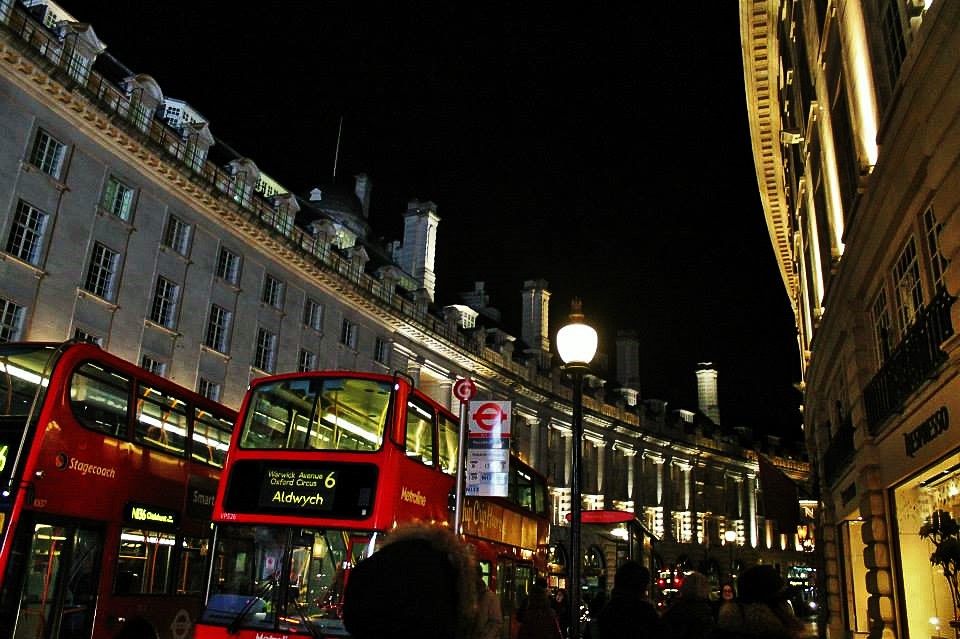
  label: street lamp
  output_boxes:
[556,298,598,639]
[724,529,737,581]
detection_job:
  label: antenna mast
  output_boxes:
[332,115,343,182]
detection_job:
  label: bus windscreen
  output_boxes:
[239,377,392,451]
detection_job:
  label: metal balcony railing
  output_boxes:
[864,287,956,434]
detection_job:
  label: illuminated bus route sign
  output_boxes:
[259,468,338,511]
[124,502,179,530]
[224,460,379,519]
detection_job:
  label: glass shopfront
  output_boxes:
[893,450,960,639]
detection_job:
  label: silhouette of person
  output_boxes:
[597,561,663,639]
[342,524,481,639]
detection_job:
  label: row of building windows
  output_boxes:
[1,292,391,386]
[7,118,398,401]
[870,206,948,368]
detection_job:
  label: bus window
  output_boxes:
[405,397,435,466]
[0,344,56,416]
[177,536,208,595]
[192,409,233,467]
[438,411,459,475]
[135,385,188,455]
[241,379,317,449]
[239,377,389,451]
[16,523,101,639]
[70,362,130,436]
[204,525,361,627]
[115,528,176,594]
[316,377,389,451]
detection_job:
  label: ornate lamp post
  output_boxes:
[556,299,598,639]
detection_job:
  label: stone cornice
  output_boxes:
[739,0,797,304]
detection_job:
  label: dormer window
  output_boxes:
[64,46,91,83]
[58,22,106,86]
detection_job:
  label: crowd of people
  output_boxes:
[340,523,808,639]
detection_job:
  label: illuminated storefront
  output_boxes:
[893,450,960,639]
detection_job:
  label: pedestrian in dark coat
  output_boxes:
[517,582,563,639]
[597,561,663,639]
[662,571,715,639]
[714,565,804,639]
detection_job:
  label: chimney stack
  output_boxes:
[696,363,720,424]
[398,199,439,302]
[521,279,551,352]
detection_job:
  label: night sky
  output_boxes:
[72,3,803,442]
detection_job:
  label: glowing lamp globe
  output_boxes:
[557,298,598,366]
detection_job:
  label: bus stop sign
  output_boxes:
[453,377,476,403]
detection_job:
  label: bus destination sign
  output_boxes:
[258,468,338,512]
[124,502,179,530]
[224,460,378,519]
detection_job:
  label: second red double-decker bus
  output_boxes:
[195,369,552,638]
[0,341,236,639]
[463,456,550,639]
[195,370,461,638]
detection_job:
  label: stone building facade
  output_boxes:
[741,1,960,637]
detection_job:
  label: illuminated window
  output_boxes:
[135,383,187,454]
[340,319,358,349]
[872,288,892,367]
[140,355,167,378]
[193,408,232,467]
[163,215,191,256]
[197,378,221,402]
[101,176,135,221]
[253,328,277,372]
[204,305,232,353]
[65,48,91,83]
[438,412,459,475]
[116,528,177,594]
[303,298,323,331]
[261,274,284,309]
[923,207,949,292]
[84,243,120,301]
[29,128,66,180]
[215,247,242,285]
[6,200,48,265]
[69,362,130,436]
[73,328,103,346]
[893,236,922,336]
[374,337,389,364]
[405,396,435,467]
[297,349,316,372]
[0,298,26,342]
[149,277,180,329]
[129,99,151,132]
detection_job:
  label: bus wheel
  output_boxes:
[115,619,159,639]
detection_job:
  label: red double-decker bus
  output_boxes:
[0,341,236,639]
[194,369,550,638]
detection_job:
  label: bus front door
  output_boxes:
[13,522,102,639]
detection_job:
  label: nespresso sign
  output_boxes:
[905,406,949,457]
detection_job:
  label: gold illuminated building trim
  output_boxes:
[739,0,797,303]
